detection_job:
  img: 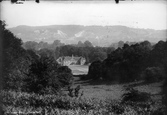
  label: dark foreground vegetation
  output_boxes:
[1,88,166,115]
[1,20,73,94]
[1,20,167,114]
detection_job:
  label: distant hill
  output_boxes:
[9,25,167,47]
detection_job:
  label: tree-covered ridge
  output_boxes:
[10,24,166,47]
[23,40,94,50]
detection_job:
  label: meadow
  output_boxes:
[68,65,162,100]
[68,65,89,75]
[2,76,164,115]
[2,64,165,115]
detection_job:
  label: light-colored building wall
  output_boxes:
[56,56,86,66]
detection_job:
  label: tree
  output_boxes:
[38,48,54,58]
[88,41,154,82]
[51,40,64,49]
[118,41,124,48]
[23,55,73,94]
[23,55,59,93]
[91,51,107,62]
[1,20,26,89]
[149,40,167,67]
[84,40,93,47]
[141,67,165,83]
[23,41,38,50]
[88,60,102,80]
[37,41,48,49]
[77,41,85,47]
[7,49,39,90]
[57,66,73,87]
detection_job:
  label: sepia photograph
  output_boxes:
[0,0,167,114]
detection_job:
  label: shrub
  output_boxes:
[141,67,165,83]
[122,87,151,103]
[67,85,84,98]
[23,56,73,94]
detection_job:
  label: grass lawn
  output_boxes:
[68,65,89,75]
[65,74,163,101]
[67,65,163,101]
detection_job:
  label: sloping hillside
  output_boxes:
[9,25,167,46]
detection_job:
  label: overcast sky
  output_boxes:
[1,1,167,30]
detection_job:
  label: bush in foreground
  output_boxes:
[122,87,151,103]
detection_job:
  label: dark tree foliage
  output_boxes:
[37,48,54,58]
[57,66,73,87]
[1,20,26,89]
[7,49,39,90]
[88,60,102,80]
[141,67,165,83]
[77,41,85,47]
[22,41,38,50]
[88,40,167,83]
[54,45,112,63]
[149,41,167,67]
[122,87,151,103]
[1,21,73,94]
[83,40,93,47]
[23,40,115,63]
[23,55,73,94]
[162,53,167,112]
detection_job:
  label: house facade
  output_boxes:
[56,55,86,66]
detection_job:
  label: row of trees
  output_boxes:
[23,38,142,64]
[23,40,116,63]
[54,45,114,63]
[24,43,115,64]
[1,20,73,94]
[23,40,65,50]
[88,40,167,83]
[23,40,94,50]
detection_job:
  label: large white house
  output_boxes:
[56,55,86,66]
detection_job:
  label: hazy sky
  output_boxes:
[1,1,167,30]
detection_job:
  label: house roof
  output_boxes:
[58,56,85,62]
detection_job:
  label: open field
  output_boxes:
[67,65,163,101]
[68,65,89,75]
[2,73,164,115]
[2,79,164,115]
[65,74,163,101]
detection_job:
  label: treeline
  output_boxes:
[88,40,167,83]
[23,40,94,50]
[23,38,143,64]
[54,45,115,63]
[1,20,73,94]
[23,41,115,64]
